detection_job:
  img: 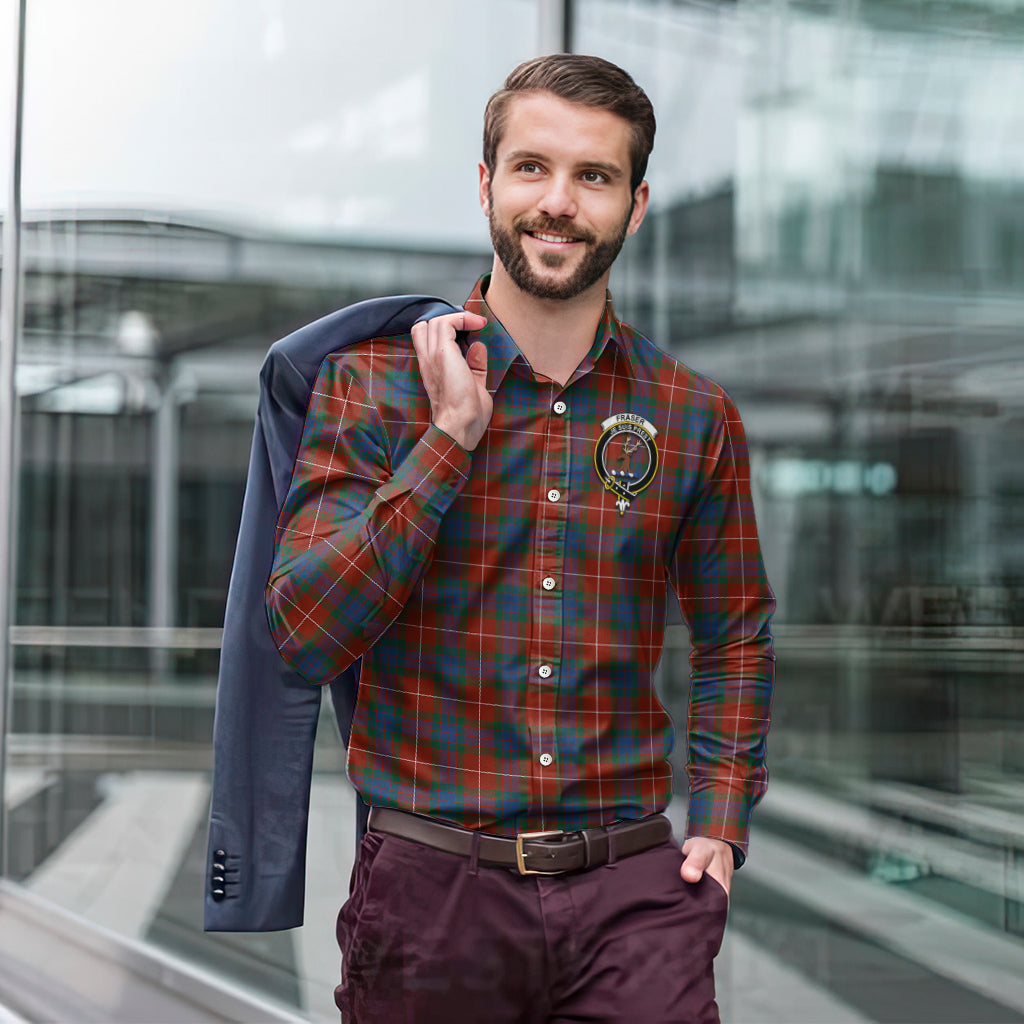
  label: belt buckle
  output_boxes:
[515,830,565,875]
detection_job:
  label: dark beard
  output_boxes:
[487,189,630,301]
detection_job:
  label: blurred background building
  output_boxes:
[1,0,1023,1021]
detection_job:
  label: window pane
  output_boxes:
[10,2,538,1018]
[575,1,1024,1020]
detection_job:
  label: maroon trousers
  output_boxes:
[335,824,729,1023]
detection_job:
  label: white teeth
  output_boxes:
[533,232,575,244]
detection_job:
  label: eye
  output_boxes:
[582,170,608,184]
[517,162,542,174]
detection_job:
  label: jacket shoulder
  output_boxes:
[267,294,458,366]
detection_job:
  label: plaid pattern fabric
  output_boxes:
[267,275,775,864]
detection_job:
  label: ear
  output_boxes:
[478,161,492,216]
[625,180,650,237]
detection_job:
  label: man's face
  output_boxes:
[480,91,649,301]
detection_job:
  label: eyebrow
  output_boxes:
[502,150,626,181]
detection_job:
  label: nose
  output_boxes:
[536,174,578,220]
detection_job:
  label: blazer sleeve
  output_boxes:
[204,296,459,932]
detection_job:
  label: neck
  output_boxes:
[484,259,609,387]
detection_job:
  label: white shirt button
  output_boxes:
[553,401,567,415]
[542,577,556,591]
[547,489,560,502]
[538,664,552,679]
[539,753,553,766]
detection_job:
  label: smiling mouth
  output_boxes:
[527,231,581,244]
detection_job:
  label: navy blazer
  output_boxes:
[204,295,459,932]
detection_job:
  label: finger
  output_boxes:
[680,862,705,883]
[466,341,488,376]
[416,311,486,337]
[438,310,487,339]
[429,320,475,370]
[679,848,711,883]
[411,320,426,357]
[457,311,488,331]
[426,312,463,346]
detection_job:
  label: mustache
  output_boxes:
[513,217,595,245]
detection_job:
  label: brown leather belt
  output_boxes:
[368,806,673,875]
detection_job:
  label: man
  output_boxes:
[267,54,775,1023]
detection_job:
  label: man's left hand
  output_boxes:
[679,836,734,896]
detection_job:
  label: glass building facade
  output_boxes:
[1,1,1023,1020]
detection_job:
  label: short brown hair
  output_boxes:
[483,54,656,194]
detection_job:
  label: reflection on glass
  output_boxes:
[0,0,12,216]
[6,0,1024,1020]
[578,0,1024,1020]
[9,1,537,1019]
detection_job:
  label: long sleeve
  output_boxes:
[667,390,776,867]
[266,355,472,684]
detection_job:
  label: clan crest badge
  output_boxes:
[594,413,659,515]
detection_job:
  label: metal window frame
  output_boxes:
[538,0,574,52]
[0,0,27,881]
[0,0,581,1015]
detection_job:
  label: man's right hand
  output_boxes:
[411,310,491,451]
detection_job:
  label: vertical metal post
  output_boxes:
[653,205,670,354]
[537,0,571,53]
[0,0,28,877]
[149,363,178,675]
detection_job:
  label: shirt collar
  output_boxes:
[461,274,637,391]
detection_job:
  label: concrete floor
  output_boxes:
[8,770,1024,1023]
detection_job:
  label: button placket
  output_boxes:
[528,388,569,811]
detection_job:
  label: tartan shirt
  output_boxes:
[267,274,775,867]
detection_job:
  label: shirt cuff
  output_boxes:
[387,423,473,516]
[684,787,753,869]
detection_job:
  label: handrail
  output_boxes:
[9,625,224,649]
[7,622,1024,652]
